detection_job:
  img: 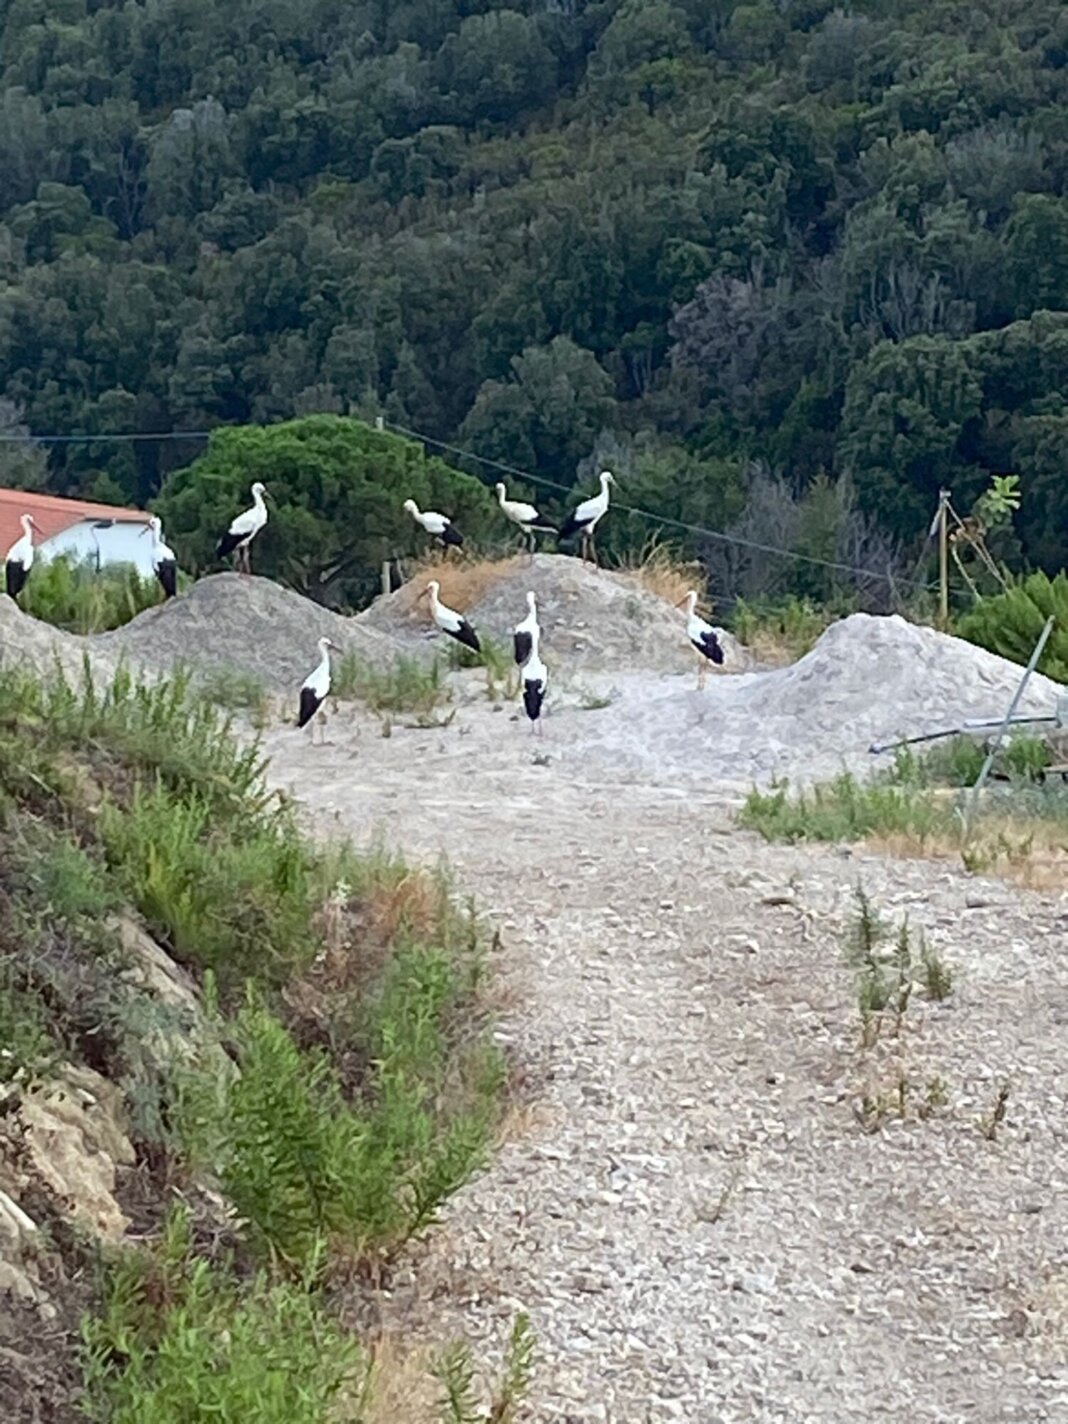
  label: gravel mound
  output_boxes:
[97,574,401,691]
[0,597,119,683]
[567,613,1065,789]
[355,553,750,672]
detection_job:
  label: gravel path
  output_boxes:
[262,688,1068,1424]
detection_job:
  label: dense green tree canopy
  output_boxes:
[154,416,498,608]
[2,0,1068,570]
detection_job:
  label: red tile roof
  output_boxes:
[0,487,149,556]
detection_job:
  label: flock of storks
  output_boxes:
[3,469,726,738]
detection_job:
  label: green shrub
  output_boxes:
[0,965,59,1086]
[80,1207,362,1424]
[0,660,266,816]
[955,571,1068,681]
[888,733,1050,789]
[739,773,950,845]
[176,976,498,1269]
[730,595,843,659]
[98,780,316,993]
[14,555,162,634]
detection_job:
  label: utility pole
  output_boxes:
[937,488,949,628]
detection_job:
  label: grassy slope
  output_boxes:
[0,657,520,1421]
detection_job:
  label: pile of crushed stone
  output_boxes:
[354,553,749,672]
[2,560,745,695]
[97,574,400,690]
[0,596,121,683]
[564,613,1065,790]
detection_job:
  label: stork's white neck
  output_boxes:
[20,515,34,538]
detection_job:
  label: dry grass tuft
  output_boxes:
[296,864,457,1008]
[361,1332,439,1424]
[618,538,708,609]
[869,816,1068,892]
[401,553,524,617]
[362,864,454,944]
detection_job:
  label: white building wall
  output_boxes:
[39,520,156,577]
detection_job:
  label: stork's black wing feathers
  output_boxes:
[4,560,27,601]
[297,685,323,729]
[513,630,533,666]
[556,510,588,543]
[695,629,724,665]
[448,619,481,653]
[440,523,463,548]
[522,677,546,722]
[156,559,178,600]
[216,529,244,560]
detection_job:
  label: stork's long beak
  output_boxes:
[675,596,688,609]
[138,523,151,538]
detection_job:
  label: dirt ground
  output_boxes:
[4,574,1068,1420]
[261,678,1068,1424]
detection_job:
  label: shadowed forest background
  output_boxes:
[2,0,1068,595]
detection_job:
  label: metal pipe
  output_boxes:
[962,615,1056,836]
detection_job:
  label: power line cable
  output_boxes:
[0,417,902,588]
[382,418,899,588]
[0,430,212,444]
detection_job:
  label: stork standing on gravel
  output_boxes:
[677,590,724,689]
[421,579,481,653]
[216,482,269,574]
[140,515,179,600]
[4,514,41,602]
[494,482,556,555]
[520,625,548,733]
[557,470,615,565]
[297,636,341,744]
[403,499,463,554]
[513,591,540,667]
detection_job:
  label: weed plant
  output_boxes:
[81,1207,363,1424]
[334,651,448,717]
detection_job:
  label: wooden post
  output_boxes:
[381,561,391,597]
[937,488,949,629]
[374,415,384,431]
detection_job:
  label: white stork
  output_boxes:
[297,637,341,743]
[513,590,540,667]
[4,514,42,603]
[421,579,480,653]
[521,626,548,733]
[216,481,268,573]
[403,499,463,553]
[677,590,724,689]
[140,515,179,599]
[494,482,556,555]
[557,470,615,564]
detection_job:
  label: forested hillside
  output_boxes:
[2,1,1068,567]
